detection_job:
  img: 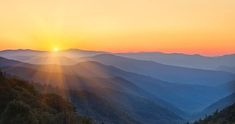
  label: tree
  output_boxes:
[0,100,39,124]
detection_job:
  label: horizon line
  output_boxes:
[0,48,235,57]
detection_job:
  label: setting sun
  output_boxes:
[53,47,59,52]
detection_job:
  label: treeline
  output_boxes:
[193,103,235,124]
[0,71,94,124]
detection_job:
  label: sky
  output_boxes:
[0,0,234,55]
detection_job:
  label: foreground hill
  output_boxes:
[193,103,235,124]
[196,92,235,119]
[0,71,93,124]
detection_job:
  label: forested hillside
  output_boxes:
[0,71,94,124]
[193,103,235,124]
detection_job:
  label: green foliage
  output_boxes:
[0,71,95,124]
[0,100,38,124]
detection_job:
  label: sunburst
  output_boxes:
[53,47,59,52]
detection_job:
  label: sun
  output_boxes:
[52,47,59,52]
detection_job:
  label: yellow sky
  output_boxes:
[0,0,234,55]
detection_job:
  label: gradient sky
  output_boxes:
[0,0,234,55]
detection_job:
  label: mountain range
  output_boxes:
[0,49,235,124]
[0,57,184,124]
[117,52,235,71]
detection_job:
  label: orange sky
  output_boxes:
[0,0,234,55]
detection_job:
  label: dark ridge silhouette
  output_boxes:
[193,103,235,124]
[0,70,95,124]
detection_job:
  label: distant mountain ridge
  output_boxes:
[2,49,235,86]
[217,66,235,74]
[117,52,235,71]
[0,49,106,65]
[1,49,235,69]
[84,54,235,86]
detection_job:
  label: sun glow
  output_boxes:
[0,0,234,55]
[53,47,59,52]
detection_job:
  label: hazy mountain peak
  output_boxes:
[0,49,47,53]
